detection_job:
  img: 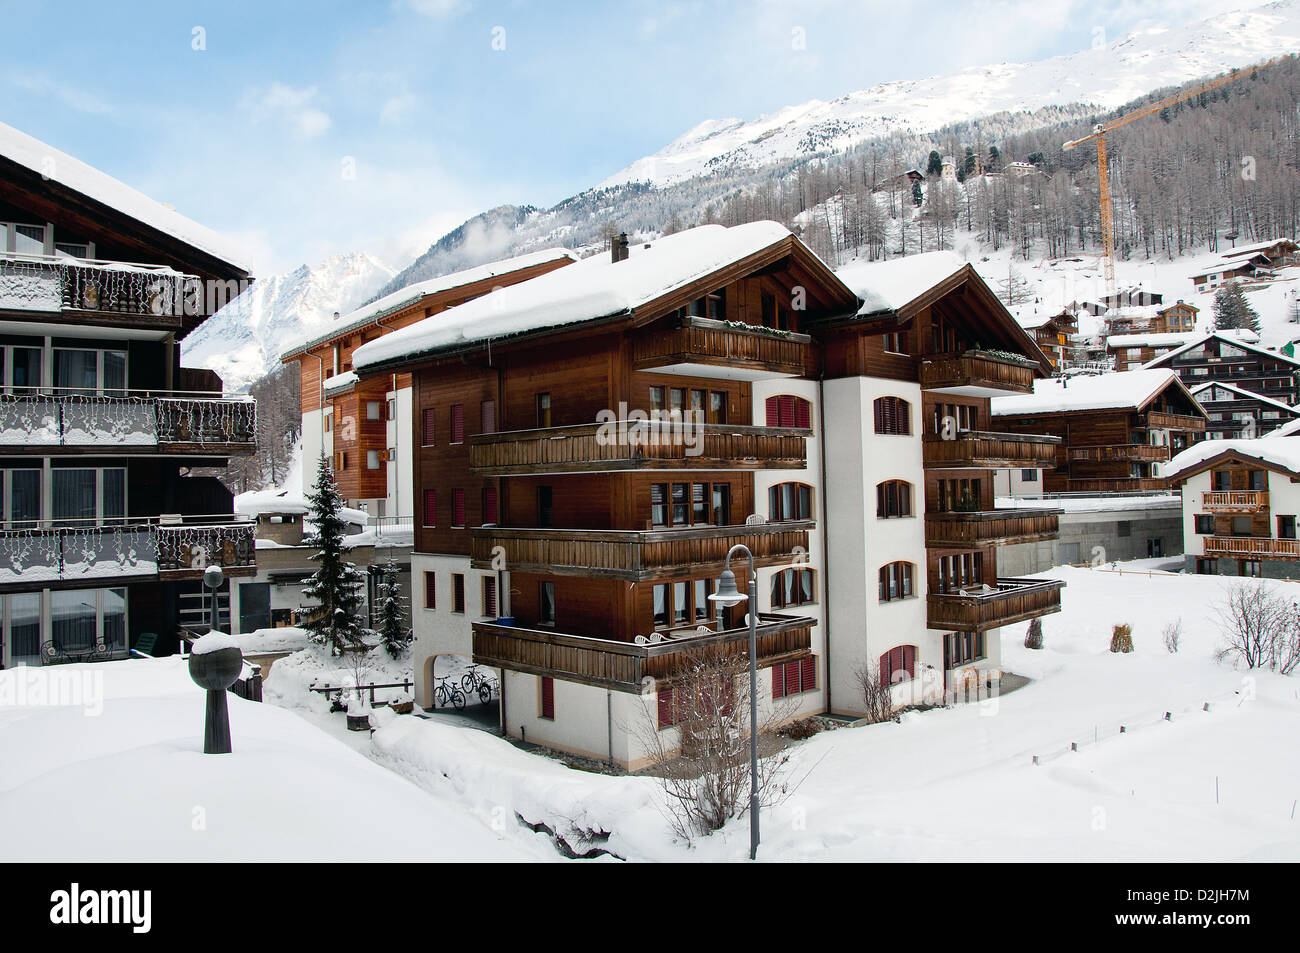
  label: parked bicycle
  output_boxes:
[434,676,466,710]
[461,665,497,705]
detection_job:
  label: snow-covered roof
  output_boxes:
[991,368,1186,416]
[352,222,799,371]
[1188,380,1300,414]
[835,251,967,316]
[234,488,311,516]
[1220,237,1298,259]
[1140,330,1300,370]
[1263,417,1300,439]
[1105,331,1199,349]
[322,370,358,395]
[280,247,577,360]
[0,119,252,274]
[1164,438,1300,480]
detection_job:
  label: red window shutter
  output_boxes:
[794,397,811,430]
[450,404,464,444]
[874,398,884,432]
[482,486,498,524]
[904,645,915,679]
[784,660,800,696]
[657,687,674,728]
[800,656,816,692]
[423,488,437,527]
[483,577,497,617]
[779,394,795,428]
[540,677,555,720]
[422,408,436,445]
[765,395,779,427]
[424,572,435,609]
[771,665,785,700]
[453,488,466,527]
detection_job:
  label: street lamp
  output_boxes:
[708,544,760,861]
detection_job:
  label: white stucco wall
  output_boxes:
[386,385,414,521]
[410,552,494,708]
[301,408,324,494]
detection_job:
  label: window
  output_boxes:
[770,568,815,608]
[879,645,917,685]
[539,676,555,720]
[936,552,983,593]
[1194,515,1214,535]
[539,582,556,626]
[649,386,666,415]
[324,412,332,433]
[1117,520,1131,538]
[1,591,41,667]
[937,478,982,512]
[1279,515,1296,540]
[1020,469,1039,482]
[1239,560,1262,578]
[423,572,436,609]
[537,486,553,528]
[657,687,676,729]
[931,402,976,434]
[1,344,42,393]
[53,347,126,395]
[765,395,812,429]
[387,398,396,421]
[1147,538,1163,558]
[451,574,465,613]
[482,576,497,618]
[50,588,127,657]
[652,481,725,527]
[52,467,125,526]
[1211,470,1231,491]
[481,399,496,434]
[482,486,499,525]
[536,392,551,427]
[944,631,985,669]
[771,656,817,699]
[2,468,41,528]
[1248,470,1267,491]
[882,331,908,354]
[878,562,914,602]
[452,488,466,528]
[366,449,380,470]
[873,396,911,435]
[1195,558,1216,575]
[650,483,668,528]
[422,489,436,527]
[708,391,727,424]
[876,480,912,518]
[366,401,381,421]
[450,404,464,444]
[335,451,349,472]
[1231,517,1252,537]
[693,578,714,621]
[653,580,712,629]
[422,408,436,446]
[769,482,812,522]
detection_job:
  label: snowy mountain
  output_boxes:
[182,252,396,392]
[600,0,1300,187]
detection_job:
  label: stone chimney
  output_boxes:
[611,232,629,263]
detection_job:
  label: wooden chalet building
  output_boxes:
[280,249,575,520]
[1140,330,1300,406]
[352,232,1063,768]
[1103,300,1198,338]
[1189,380,1300,440]
[0,120,256,664]
[990,369,1208,494]
[1012,307,1079,369]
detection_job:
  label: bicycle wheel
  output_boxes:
[478,682,492,705]
[452,687,466,710]
[461,672,477,693]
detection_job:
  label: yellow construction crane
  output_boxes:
[1063,56,1285,292]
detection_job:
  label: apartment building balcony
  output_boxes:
[469,519,814,580]
[471,612,815,693]
[926,576,1064,632]
[1146,411,1206,432]
[922,430,1060,469]
[631,317,810,379]
[1202,490,1269,512]
[469,420,808,475]
[0,252,196,327]
[1068,444,1170,463]
[918,351,1036,397]
[0,517,256,591]
[1202,536,1300,560]
[1064,478,1169,493]
[0,390,256,455]
[924,508,1061,547]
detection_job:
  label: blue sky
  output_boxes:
[0,0,1248,274]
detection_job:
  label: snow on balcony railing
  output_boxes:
[0,252,196,318]
[0,388,255,449]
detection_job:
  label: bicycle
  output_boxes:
[434,676,466,710]
[460,665,497,704]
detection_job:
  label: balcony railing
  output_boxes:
[924,508,1061,547]
[1202,490,1269,512]
[471,612,815,693]
[927,576,1064,632]
[918,351,1036,395]
[1068,444,1170,463]
[632,317,810,377]
[469,520,814,580]
[0,390,256,454]
[469,420,808,474]
[1147,411,1207,432]
[0,252,196,323]
[1203,536,1300,559]
[0,518,255,589]
[922,431,1060,469]
[1064,478,1169,493]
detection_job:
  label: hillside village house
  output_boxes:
[0,120,256,663]
[1140,330,1300,406]
[1164,438,1300,579]
[1189,380,1300,440]
[351,229,1064,769]
[1104,300,1198,338]
[1188,237,1300,291]
[991,370,1208,494]
[1011,307,1079,369]
[280,250,576,521]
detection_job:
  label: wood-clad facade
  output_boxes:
[1141,331,1300,407]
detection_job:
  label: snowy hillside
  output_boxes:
[182,252,395,392]
[601,0,1300,187]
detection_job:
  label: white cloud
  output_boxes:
[403,0,468,19]
[243,82,333,138]
[5,71,118,117]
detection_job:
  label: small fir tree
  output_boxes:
[1212,280,1261,332]
[301,452,367,656]
[926,150,943,177]
[376,556,411,659]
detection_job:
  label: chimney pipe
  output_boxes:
[611,232,629,263]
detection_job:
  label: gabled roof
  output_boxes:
[1188,380,1300,415]
[1220,237,1298,260]
[1263,417,1300,439]
[280,248,577,361]
[1140,330,1300,370]
[991,368,1205,418]
[1163,438,1300,482]
[1106,331,1200,350]
[0,119,251,275]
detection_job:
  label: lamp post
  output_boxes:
[708,543,760,861]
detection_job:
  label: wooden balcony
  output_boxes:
[1064,478,1169,493]
[1147,411,1206,432]
[927,577,1064,632]
[469,420,808,475]
[922,431,1060,469]
[632,317,810,379]
[156,521,257,579]
[470,520,813,580]
[1203,536,1300,560]
[0,252,196,327]
[1068,444,1170,463]
[925,508,1061,547]
[918,351,1037,397]
[471,612,815,693]
[1202,490,1269,512]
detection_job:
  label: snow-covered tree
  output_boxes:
[375,556,411,659]
[301,452,367,656]
[1212,280,1261,332]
